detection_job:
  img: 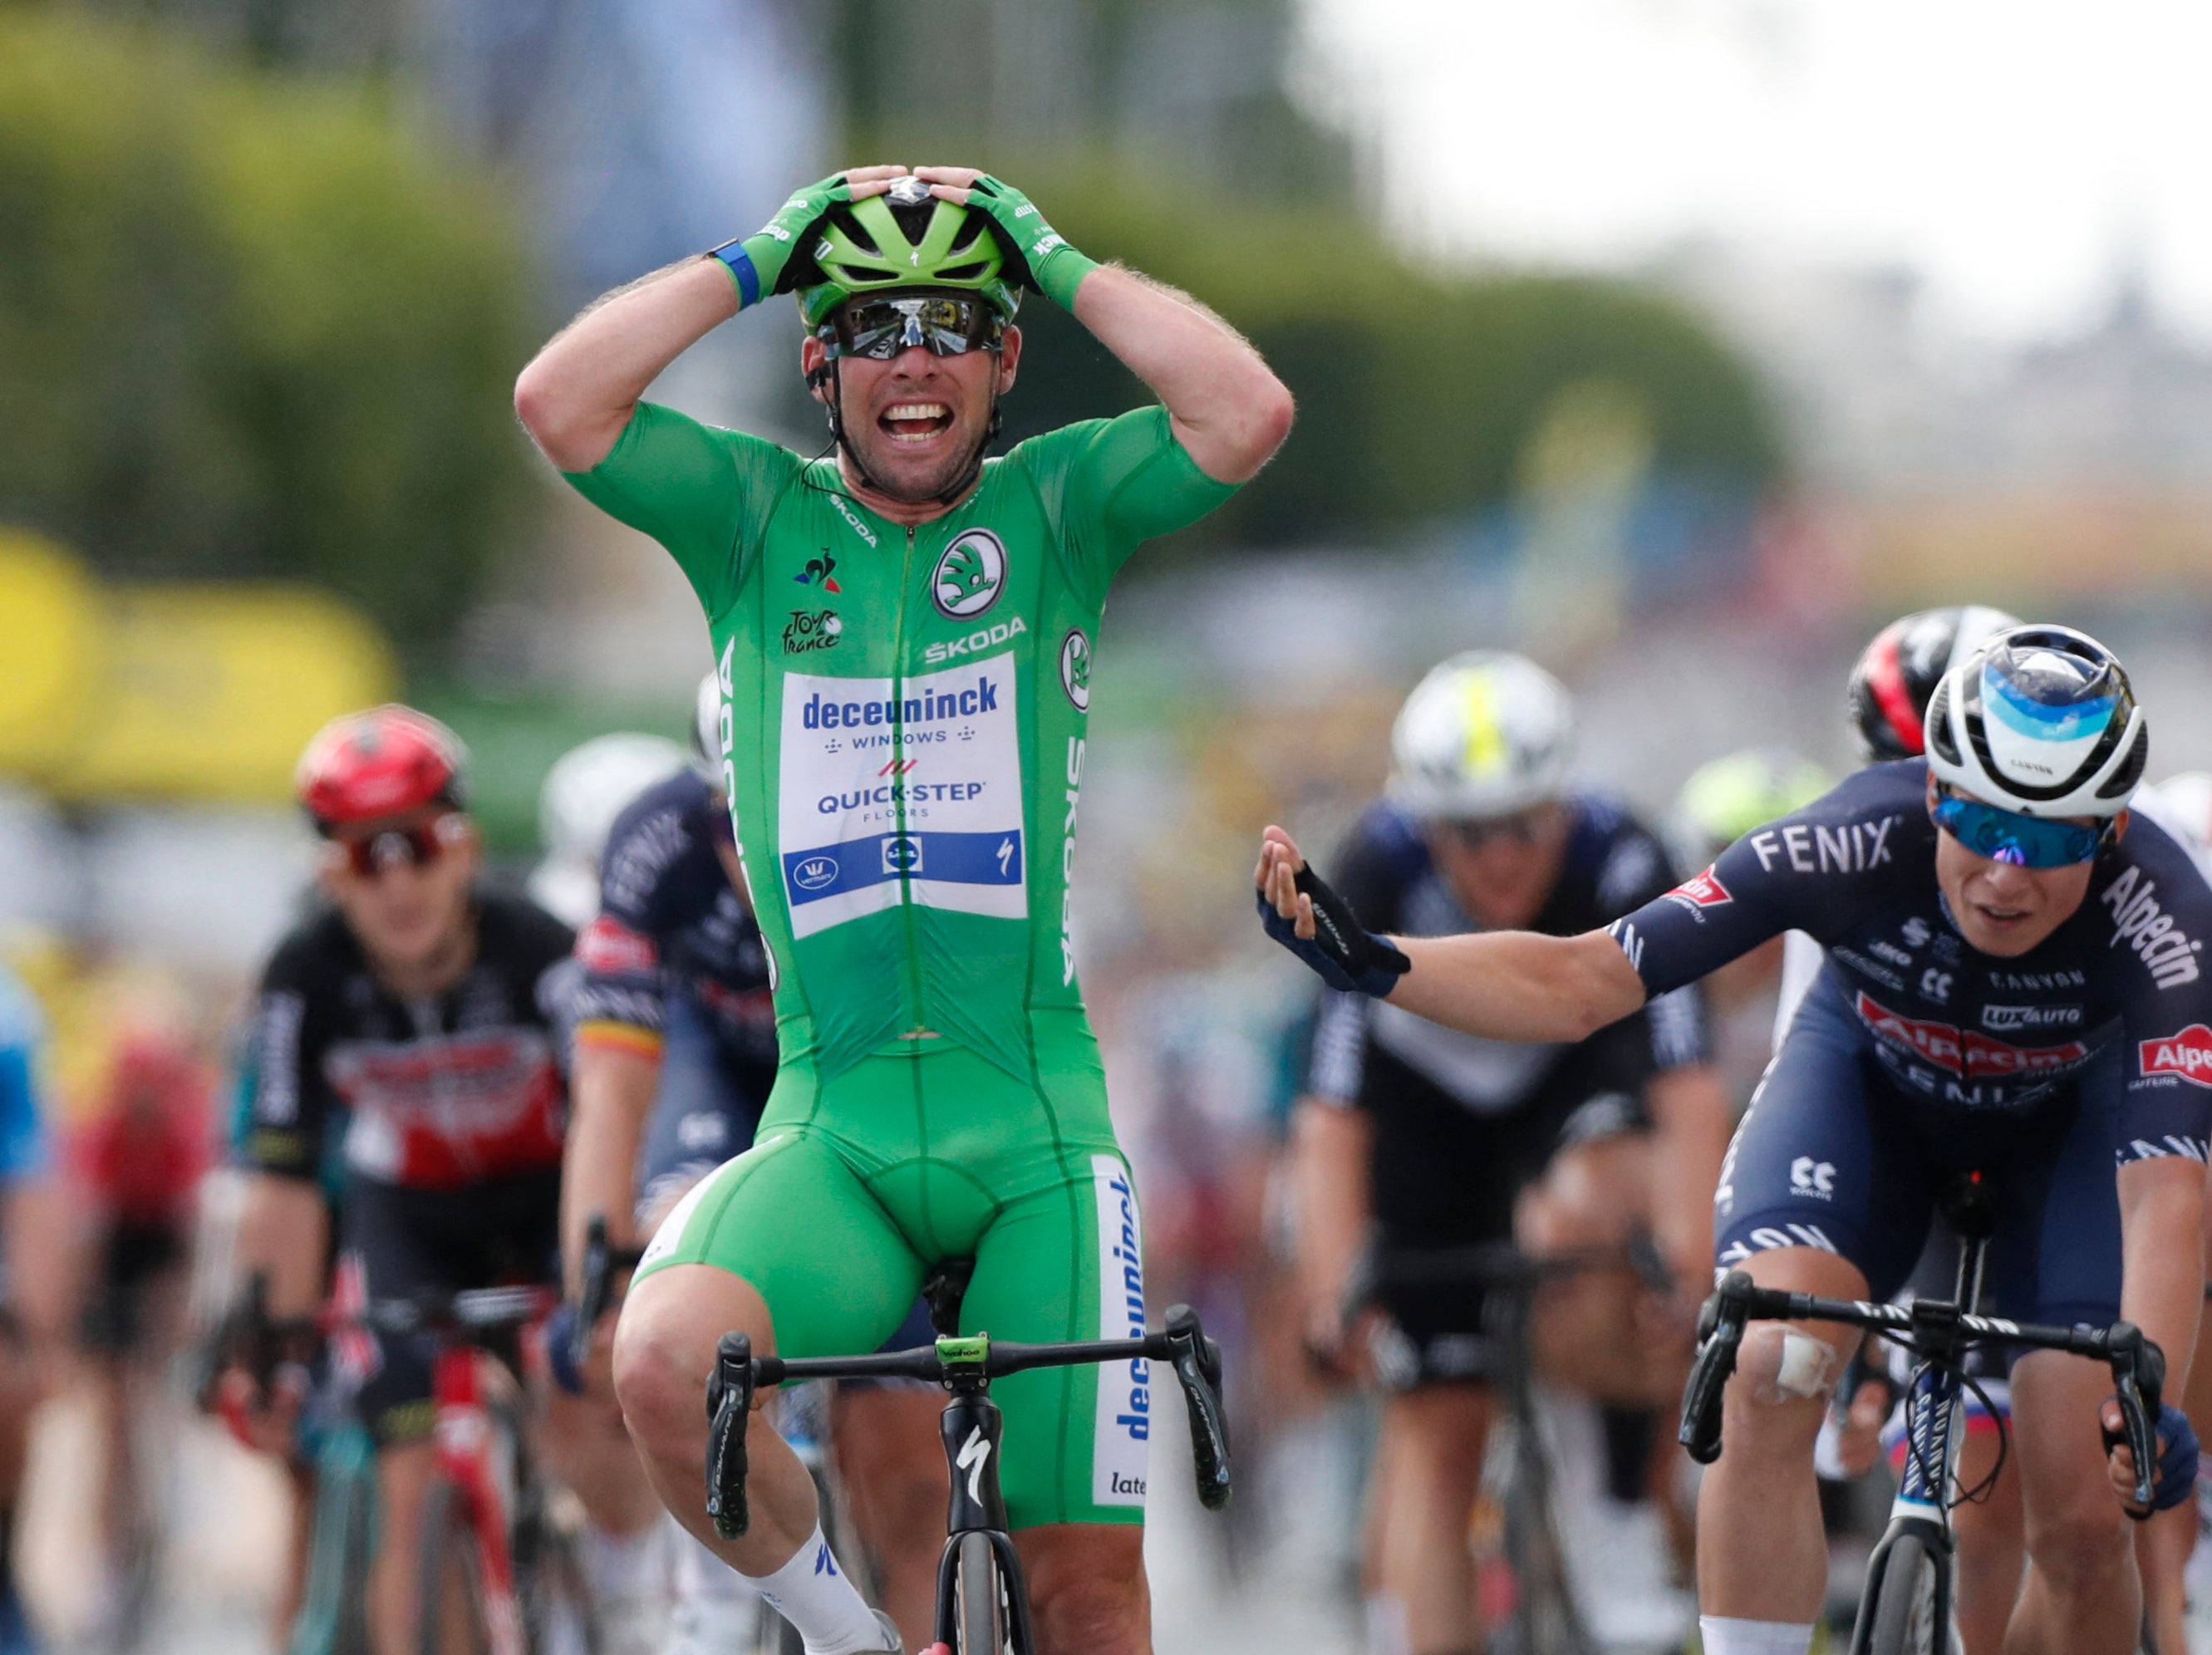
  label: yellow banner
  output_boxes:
[0,529,104,773]
[41,582,399,804]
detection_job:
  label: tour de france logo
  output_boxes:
[1060,628,1092,711]
[931,529,1006,620]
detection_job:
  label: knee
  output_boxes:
[1029,1541,1146,1655]
[2025,1493,2131,1592]
[1717,1324,1836,1455]
[612,1314,703,1461]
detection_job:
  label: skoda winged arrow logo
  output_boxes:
[931,530,1007,620]
[1059,628,1092,711]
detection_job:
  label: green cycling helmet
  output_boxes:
[1674,749,1835,862]
[797,189,1020,329]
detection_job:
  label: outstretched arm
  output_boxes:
[1256,825,1648,1043]
[916,168,1294,484]
[514,166,911,473]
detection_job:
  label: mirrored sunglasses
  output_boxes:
[1930,790,2104,869]
[827,293,1000,361]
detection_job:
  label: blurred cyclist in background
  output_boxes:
[0,962,54,1654]
[220,707,648,1655]
[528,732,688,930]
[71,1029,211,1635]
[1669,750,1833,1103]
[1290,651,1731,1653]
[552,678,946,1653]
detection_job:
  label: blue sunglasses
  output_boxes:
[1931,791,2106,868]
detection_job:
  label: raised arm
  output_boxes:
[915,168,1294,484]
[514,166,911,473]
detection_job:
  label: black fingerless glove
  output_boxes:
[1257,864,1410,998]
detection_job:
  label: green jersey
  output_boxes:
[565,401,1236,1086]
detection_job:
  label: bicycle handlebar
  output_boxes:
[1677,1269,2165,1509]
[571,1214,646,1372]
[703,1303,1233,1540]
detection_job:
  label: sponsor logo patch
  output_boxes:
[1060,628,1092,711]
[2102,865,2204,988]
[783,608,843,655]
[577,916,658,977]
[1855,992,2087,1079]
[793,552,842,592]
[1663,864,1732,916]
[1091,1155,1150,1507]
[931,529,1007,619]
[1982,1003,2083,1031]
[2141,1024,2212,1088]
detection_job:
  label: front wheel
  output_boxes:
[417,1476,491,1655]
[1861,1530,1953,1655]
[952,1532,1008,1655]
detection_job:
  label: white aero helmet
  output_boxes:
[528,731,688,926]
[1389,651,1575,820]
[1924,624,2148,819]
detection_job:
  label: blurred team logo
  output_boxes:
[577,916,657,976]
[1664,865,1733,915]
[932,529,1006,619]
[794,552,843,593]
[2140,1025,2212,1087]
[1060,628,1092,711]
[784,609,843,656]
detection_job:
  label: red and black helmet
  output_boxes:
[1846,605,2019,762]
[295,705,468,830]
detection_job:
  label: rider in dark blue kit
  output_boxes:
[1254,625,2210,1655]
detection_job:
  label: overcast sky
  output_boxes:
[1297,0,2212,341]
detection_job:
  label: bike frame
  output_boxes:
[932,1378,1039,1655]
[431,1338,528,1655]
[1845,1227,1989,1655]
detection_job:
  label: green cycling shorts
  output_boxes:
[635,1035,1154,1529]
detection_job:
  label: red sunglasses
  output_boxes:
[327,815,465,879]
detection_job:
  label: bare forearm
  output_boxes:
[560,1042,662,1296]
[234,1176,331,1318]
[1644,1066,1733,1284]
[1070,265,1292,483]
[1386,929,1647,1044]
[2121,1164,2205,1396]
[514,258,740,472]
[1290,1099,1372,1307]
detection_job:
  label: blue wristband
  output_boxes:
[708,241,762,310]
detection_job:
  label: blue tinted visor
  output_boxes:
[1931,791,2104,868]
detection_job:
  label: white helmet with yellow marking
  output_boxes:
[1389,651,1575,821]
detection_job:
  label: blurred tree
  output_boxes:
[911,177,1787,562]
[0,9,531,659]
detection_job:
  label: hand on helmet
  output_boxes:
[717,165,908,307]
[913,167,1097,311]
[1254,827,1411,998]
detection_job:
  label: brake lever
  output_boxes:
[573,1216,611,1373]
[1679,1270,1753,1465]
[1163,1304,1232,1510]
[2101,1323,2165,1516]
[705,1332,758,1540]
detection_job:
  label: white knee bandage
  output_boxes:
[1739,1323,1838,1405]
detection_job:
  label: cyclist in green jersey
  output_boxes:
[514,165,1291,1655]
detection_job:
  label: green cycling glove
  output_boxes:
[963,175,1099,312]
[709,173,852,309]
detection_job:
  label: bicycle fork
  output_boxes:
[433,1345,527,1655]
[933,1385,1037,1655]
[1848,1358,1967,1655]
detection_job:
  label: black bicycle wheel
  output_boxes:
[952,1532,1008,1655]
[416,1476,490,1655]
[1864,1530,1945,1655]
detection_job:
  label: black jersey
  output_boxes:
[1612,759,2212,1162]
[1309,796,1709,1116]
[242,893,577,1191]
[570,769,778,1076]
